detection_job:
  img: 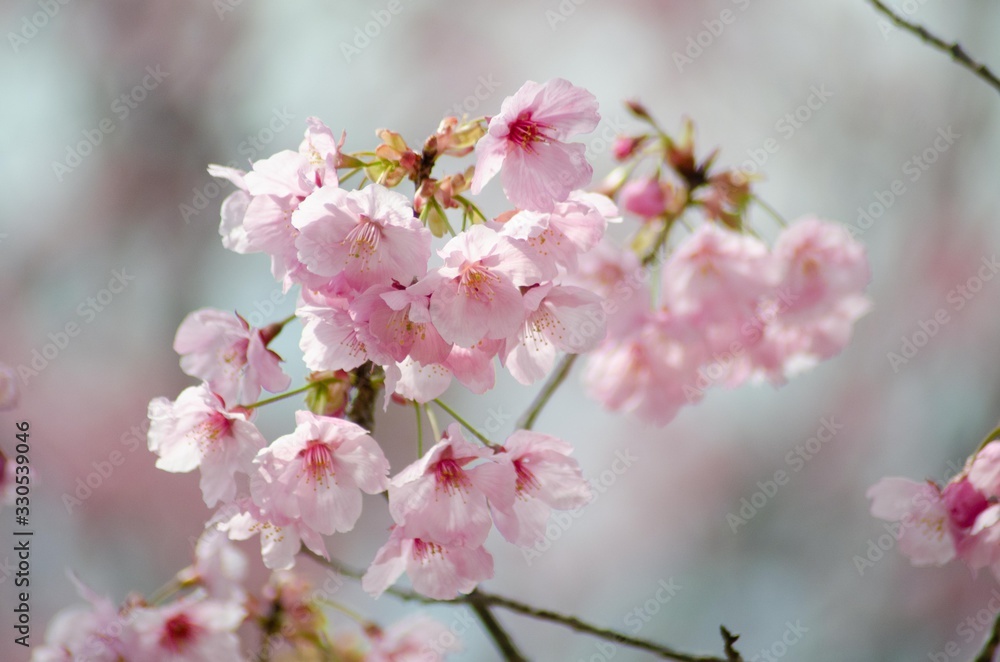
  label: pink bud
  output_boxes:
[619,177,667,219]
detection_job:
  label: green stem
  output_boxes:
[426,405,442,441]
[516,354,579,431]
[242,377,339,410]
[752,195,787,228]
[433,399,497,447]
[414,402,424,457]
[976,425,1000,454]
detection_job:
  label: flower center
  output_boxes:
[508,112,548,151]
[160,613,199,652]
[434,458,471,495]
[412,538,445,562]
[343,216,382,265]
[459,263,501,302]
[298,441,336,485]
[514,458,541,496]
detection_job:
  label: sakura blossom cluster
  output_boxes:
[37,77,872,660]
[867,433,1000,579]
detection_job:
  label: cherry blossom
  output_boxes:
[471,78,600,211]
[125,597,245,662]
[388,423,514,546]
[252,410,390,536]
[491,431,592,547]
[147,384,267,507]
[293,183,432,290]
[173,308,290,406]
[362,526,494,600]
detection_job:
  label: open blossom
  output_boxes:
[209,117,342,289]
[178,530,248,604]
[970,441,1000,498]
[147,384,267,507]
[389,423,514,546]
[252,410,390,536]
[867,477,959,566]
[125,597,245,662]
[297,286,374,373]
[491,431,592,547]
[771,216,871,322]
[366,615,462,661]
[362,527,494,600]
[293,183,432,290]
[215,497,329,571]
[33,573,126,662]
[356,283,452,366]
[497,191,618,280]
[660,222,779,324]
[174,308,290,406]
[502,283,606,385]
[427,224,539,347]
[584,310,705,426]
[472,78,600,211]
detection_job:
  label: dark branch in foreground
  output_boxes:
[868,0,1000,96]
[303,551,742,662]
[974,610,1000,662]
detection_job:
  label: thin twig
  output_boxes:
[975,610,1000,662]
[302,551,740,662]
[515,353,579,430]
[868,0,1000,96]
[468,590,529,662]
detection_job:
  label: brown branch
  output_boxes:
[974,610,1000,662]
[302,551,741,662]
[868,0,1000,96]
[468,590,529,662]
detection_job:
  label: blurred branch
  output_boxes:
[516,354,579,430]
[974,611,1000,662]
[867,0,1000,96]
[303,551,743,662]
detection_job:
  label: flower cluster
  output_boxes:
[868,433,1000,577]
[36,77,872,660]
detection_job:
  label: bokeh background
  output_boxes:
[3,1,1000,660]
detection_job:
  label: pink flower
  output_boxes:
[125,597,245,662]
[293,183,432,290]
[252,410,390,536]
[173,308,290,405]
[502,283,606,385]
[498,191,618,280]
[358,283,452,366]
[209,118,342,290]
[367,615,462,661]
[569,239,649,339]
[388,423,514,547]
[297,286,375,373]
[33,573,126,662]
[147,385,267,507]
[427,225,539,347]
[178,529,248,604]
[660,223,779,324]
[215,497,328,571]
[583,311,704,426]
[970,442,1000,498]
[619,177,667,219]
[867,477,957,566]
[491,431,591,547]
[472,78,600,211]
[0,362,20,411]
[772,216,871,322]
[362,527,494,600]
